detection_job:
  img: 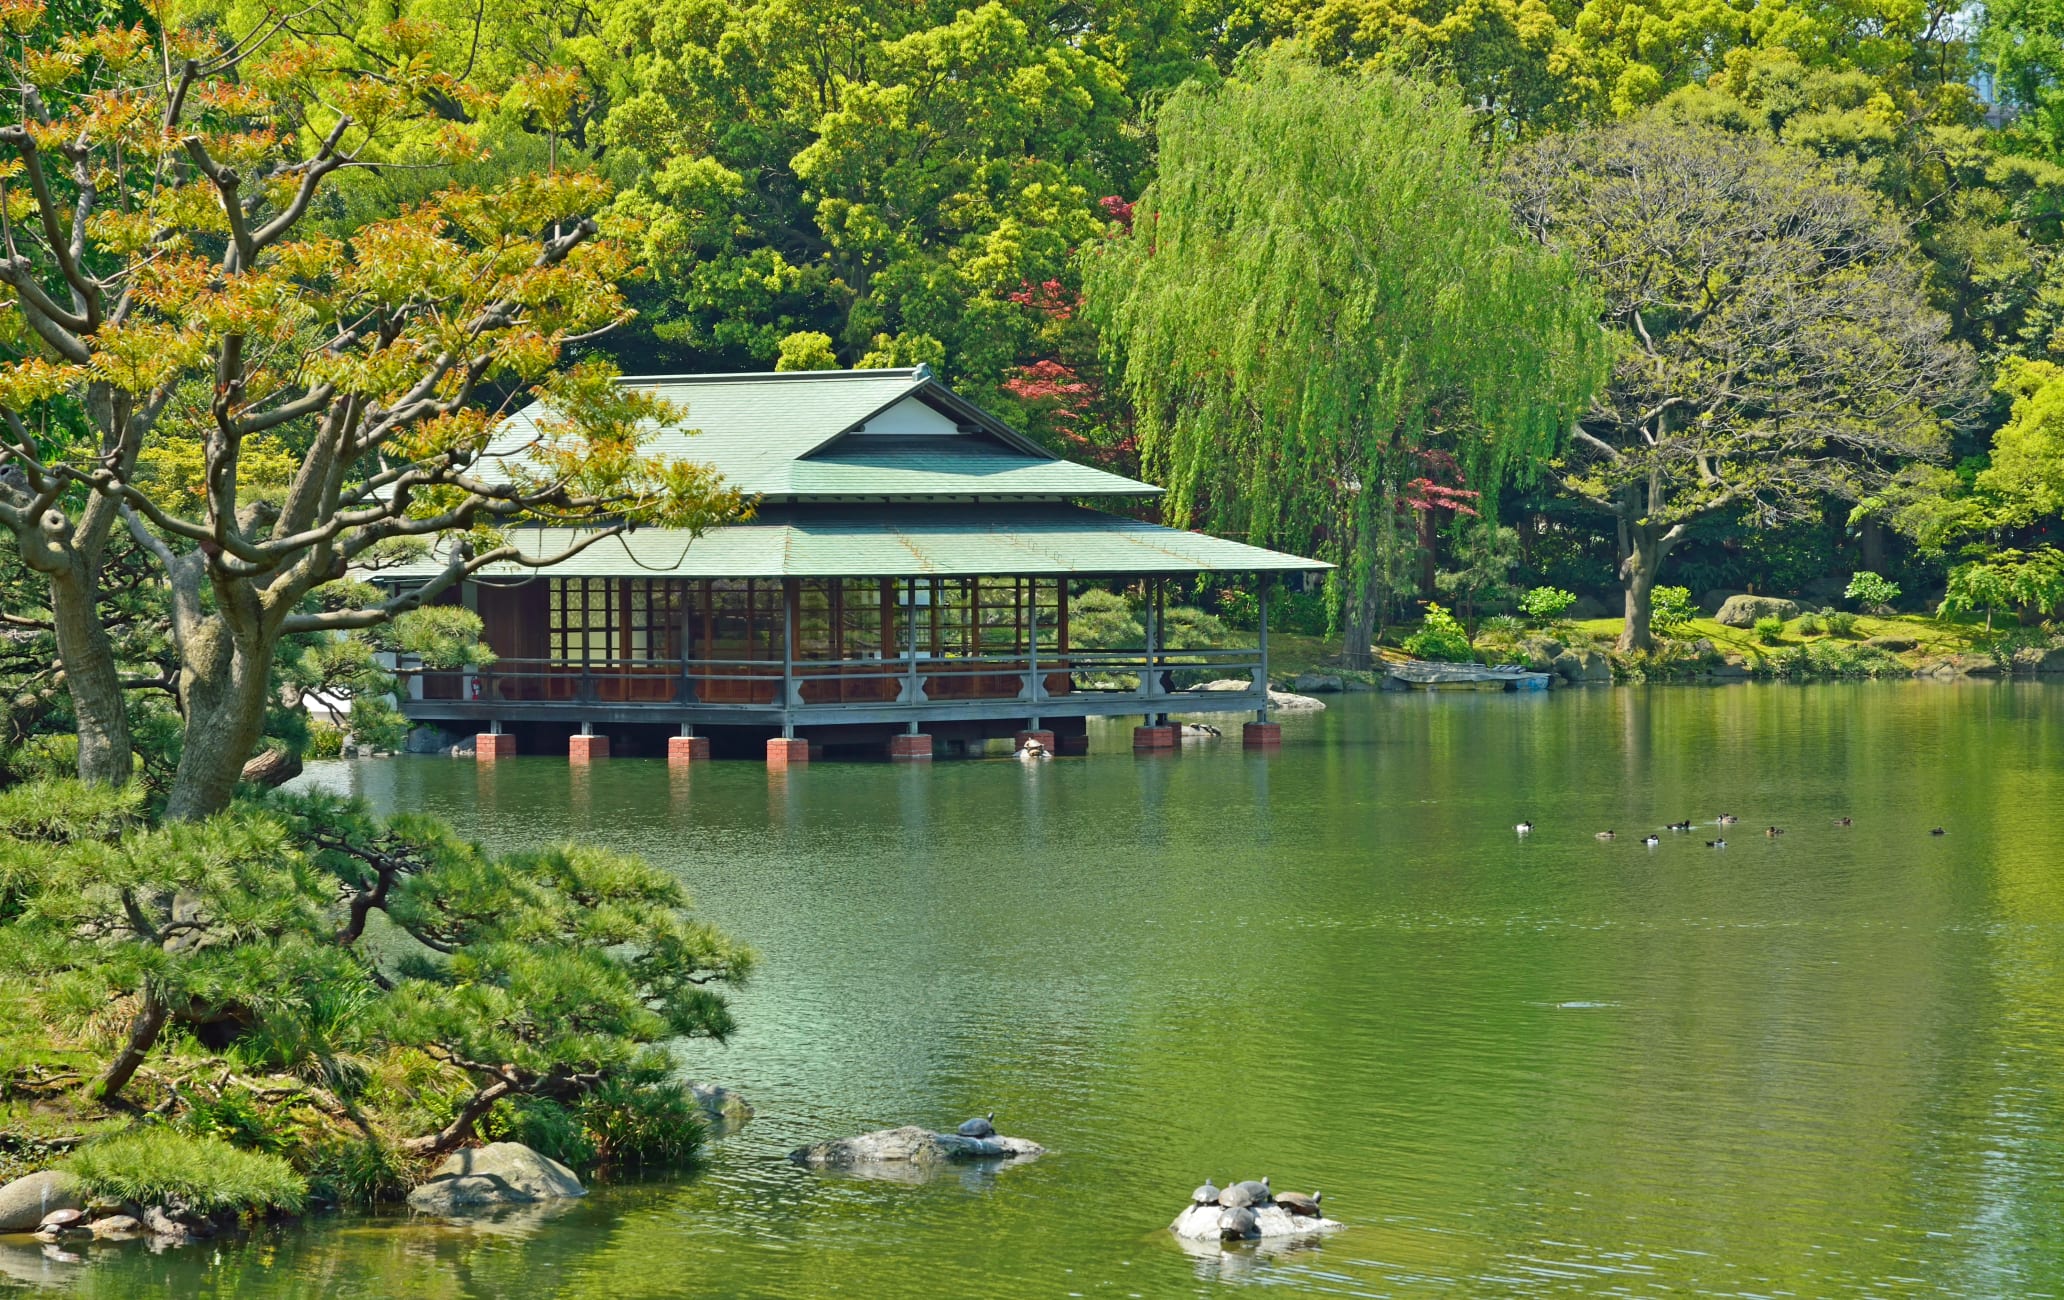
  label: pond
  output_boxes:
[7,683,2064,1298]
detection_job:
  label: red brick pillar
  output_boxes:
[1013,729,1055,753]
[887,733,934,761]
[667,735,710,765]
[767,737,810,768]
[476,733,516,761]
[1242,721,1282,749]
[1133,724,1178,750]
[569,733,609,762]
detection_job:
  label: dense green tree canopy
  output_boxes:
[1508,115,1978,649]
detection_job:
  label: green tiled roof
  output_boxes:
[476,367,1155,501]
[381,505,1326,580]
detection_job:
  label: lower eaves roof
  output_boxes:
[377,505,1327,581]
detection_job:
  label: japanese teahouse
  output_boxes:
[377,367,1326,763]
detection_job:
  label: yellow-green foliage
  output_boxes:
[68,1129,308,1214]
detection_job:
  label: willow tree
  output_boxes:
[0,11,741,816]
[1082,51,1602,666]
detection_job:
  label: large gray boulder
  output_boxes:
[406,1142,586,1215]
[1714,595,1800,628]
[1551,649,1612,684]
[0,1171,82,1234]
[788,1126,1044,1170]
[1865,634,1919,653]
[1701,588,1747,616]
[1289,673,1344,694]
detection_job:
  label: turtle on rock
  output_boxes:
[1191,1179,1222,1206]
[1218,1177,1272,1208]
[1219,1206,1260,1240]
[956,1113,996,1139]
[1275,1190,1323,1218]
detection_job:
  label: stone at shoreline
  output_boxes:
[406,1142,586,1215]
[88,1214,140,1239]
[1715,595,1800,628]
[1290,673,1344,694]
[0,1171,82,1234]
[788,1126,1045,1170]
[1198,681,1325,712]
[689,1082,753,1127]
[140,1205,189,1240]
[1168,1201,1344,1242]
[1551,649,1612,683]
[1712,658,1751,680]
[1865,634,1919,652]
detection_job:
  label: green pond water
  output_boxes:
[8,683,2064,1298]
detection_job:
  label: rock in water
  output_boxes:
[788,1126,1044,1169]
[0,1170,82,1233]
[1170,1182,1345,1243]
[89,1214,141,1239]
[406,1142,586,1214]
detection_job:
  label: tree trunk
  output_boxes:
[48,562,132,786]
[239,746,302,789]
[163,619,278,822]
[403,1077,515,1157]
[1859,514,1886,576]
[1417,509,1437,599]
[1342,579,1380,670]
[1618,523,1670,654]
[91,987,167,1103]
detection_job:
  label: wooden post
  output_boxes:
[781,577,797,734]
[1244,576,1281,749]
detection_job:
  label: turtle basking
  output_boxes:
[1218,1177,1271,1208]
[1275,1190,1323,1218]
[956,1113,996,1139]
[1191,1179,1221,1206]
[1218,1206,1259,1240]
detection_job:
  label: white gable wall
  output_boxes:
[853,395,963,436]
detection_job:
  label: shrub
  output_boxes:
[1845,571,1901,613]
[1403,603,1474,662]
[1518,586,1576,623]
[1754,615,1786,644]
[1825,610,1860,637]
[305,720,345,760]
[1651,585,1696,636]
[1796,612,1825,636]
[68,1129,308,1214]
[1479,613,1525,638]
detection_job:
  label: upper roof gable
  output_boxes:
[474,366,1142,500]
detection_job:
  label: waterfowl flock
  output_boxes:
[1512,815,1951,845]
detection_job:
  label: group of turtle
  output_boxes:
[1190,1176,1323,1240]
[954,1117,1330,1244]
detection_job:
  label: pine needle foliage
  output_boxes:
[1083,51,1603,661]
[0,782,751,1165]
[68,1128,308,1215]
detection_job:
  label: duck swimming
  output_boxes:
[1643,834,1661,847]
[1717,814,1740,825]
[1516,821,1533,834]
[1765,826,1784,837]
[1706,839,1727,848]
[1667,821,1693,832]
[1833,817,1853,827]
[1930,827,1947,836]
[1595,830,1616,840]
